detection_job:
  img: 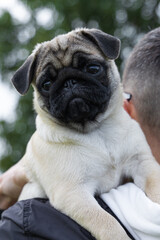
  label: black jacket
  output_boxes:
[0,197,135,240]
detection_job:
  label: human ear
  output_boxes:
[123,99,138,121]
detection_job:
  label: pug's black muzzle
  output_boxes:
[48,68,111,125]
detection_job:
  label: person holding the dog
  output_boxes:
[0,27,160,240]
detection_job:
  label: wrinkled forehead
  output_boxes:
[35,32,104,75]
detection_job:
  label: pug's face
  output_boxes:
[11,29,121,131]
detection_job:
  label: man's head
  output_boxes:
[123,27,160,135]
[122,27,160,163]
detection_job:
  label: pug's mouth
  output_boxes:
[48,84,110,125]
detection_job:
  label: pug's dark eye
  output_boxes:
[86,64,101,74]
[42,80,51,92]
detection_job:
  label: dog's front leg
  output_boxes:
[49,187,131,240]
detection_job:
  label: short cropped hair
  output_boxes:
[123,27,160,130]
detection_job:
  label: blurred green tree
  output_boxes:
[0,0,160,171]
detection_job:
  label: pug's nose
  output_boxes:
[64,79,77,88]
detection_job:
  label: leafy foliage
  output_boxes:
[0,0,160,171]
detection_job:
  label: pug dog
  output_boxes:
[11,28,160,240]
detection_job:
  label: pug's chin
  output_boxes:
[34,95,105,133]
[39,106,102,133]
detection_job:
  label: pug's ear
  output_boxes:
[11,54,37,95]
[82,29,121,60]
